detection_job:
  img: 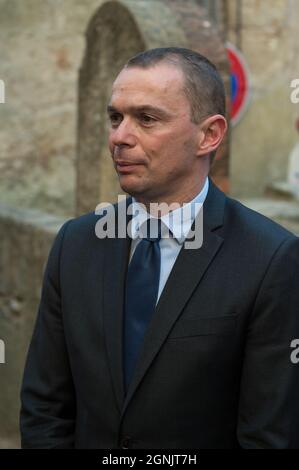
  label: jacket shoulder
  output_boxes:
[58,197,130,241]
[225,195,297,245]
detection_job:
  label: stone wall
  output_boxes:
[0,0,105,216]
[0,205,67,444]
[226,0,299,197]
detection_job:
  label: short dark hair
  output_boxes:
[124,47,226,124]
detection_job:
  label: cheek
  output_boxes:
[183,137,197,154]
[144,133,176,156]
[139,138,163,162]
[108,133,114,154]
[141,129,196,166]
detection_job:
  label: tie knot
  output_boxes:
[141,218,162,242]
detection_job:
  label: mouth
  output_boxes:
[115,160,144,174]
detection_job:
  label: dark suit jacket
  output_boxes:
[20,179,299,449]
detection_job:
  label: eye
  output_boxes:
[108,113,122,127]
[139,114,157,125]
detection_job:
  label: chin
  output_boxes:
[120,182,143,196]
[118,177,144,197]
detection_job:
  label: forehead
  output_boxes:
[110,63,187,110]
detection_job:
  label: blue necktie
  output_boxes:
[123,218,162,393]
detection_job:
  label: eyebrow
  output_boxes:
[106,104,172,119]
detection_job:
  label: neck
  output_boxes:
[134,176,208,217]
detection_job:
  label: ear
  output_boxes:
[196,115,228,157]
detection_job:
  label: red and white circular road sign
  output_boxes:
[226,42,251,126]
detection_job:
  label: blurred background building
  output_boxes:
[0,0,299,448]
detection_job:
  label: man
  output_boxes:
[20,47,299,449]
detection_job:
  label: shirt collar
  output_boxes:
[130,177,209,244]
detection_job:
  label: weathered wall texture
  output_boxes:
[226,0,299,197]
[0,206,66,445]
[0,0,229,217]
[0,0,105,216]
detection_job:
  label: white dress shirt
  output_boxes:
[128,177,209,303]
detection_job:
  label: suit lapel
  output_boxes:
[102,198,131,413]
[102,181,227,416]
[121,179,227,415]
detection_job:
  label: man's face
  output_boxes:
[107,63,202,204]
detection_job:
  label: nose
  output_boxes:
[109,117,137,148]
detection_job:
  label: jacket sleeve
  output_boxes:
[237,236,299,449]
[20,219,76,449]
